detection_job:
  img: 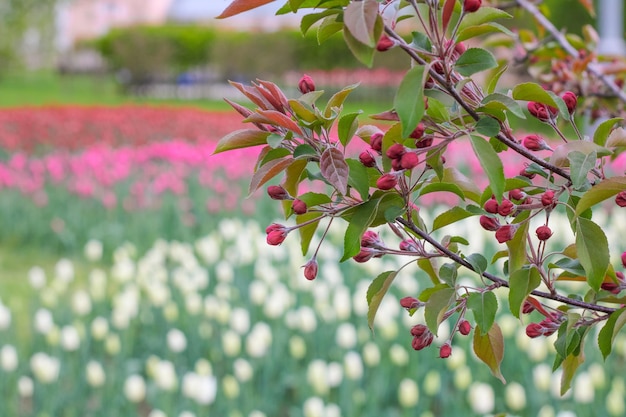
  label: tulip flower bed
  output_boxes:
[1,105,626,416]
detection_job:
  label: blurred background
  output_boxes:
[1,1,626,417]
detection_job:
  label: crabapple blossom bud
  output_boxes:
[400,297,420,310]
[439,343,452,358]
[409,123,425,140]
[479,215,500,231]
[522,300,535,314]
[400,152,420,170]
[298,74,315,94]
[415,135,433,148]
[617,271,625,281]
[463,0,482,13]
[266,224,288,246]
[267,185,290,200]
[359,151,377,167]
[292,199,307,215]
[386,143,406,160]
[391,158,403,171]
[370,133,383,152]
[621,251,626,268]
[376,34,396,51]
[616,191,626,207]
[519,167,536,179]
[353,248,376,263]
[303,258,318,281]
[527,102,557,122]
[509,189,525,201]
[498,199,515,216]
[454,42,467,56]
[458,320,472,336]
[377,173,398,190]
[541,190,555,207]
[495,224,518,243]
[361,230,383,248]
[523,134,551,151]
[411,326,434,351]
[410,324,428,337]
[561,91,577,114]
[535,225,552,241]
[399,239,419,252]
[525,323,544,338]
[484,198,499,214]
[601,281,621,294]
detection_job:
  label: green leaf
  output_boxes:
[512,82,568,116]
[480,93,526,119]
[439,263,458,287]
[419,182,465,201]
[318,17,344,43]
[324,84,360,118]
[346,159,371,201]
[568,150,595,190]
[467,291,498,333]
[394,65,427,138]
[475,116,501,137]
[486,62,508,95]
[575,176,626,216]
[293,144,317,159]
[454,48,498,76]
[301,9,340,34]
[411,31,432,52]
[469,135,505,203]
[320,147,349,195]
[466,253,488,277]
[343,0,379,46]
[560,351,585,395]
[576,217,610,291]
[424,287,456,335]
[509,266,541,318]
[214,129,271,154]
[442,168,482,203]
[432,207,474,231]
[550,141,611,168]
[296,212,323,255]
[341,198,380,261]
[425,97,451,122]
[296,192,332,208]
[280,159,307,216]
[598,307,626,359]
[343,15,381,67]
[473,323,506,383]
[371,193,405,226]
[458,6,512,32]
[593,117,623,146]
[457,22,515,43]
[506,210,530,274]
[366,271,398,330]
[338,111,362,147]
[418,258,441,286]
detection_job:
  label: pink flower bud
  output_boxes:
[522,300,535,314]
[458,320,472,336]
[411,327,434,351]
[509,189,525,201]
[523,134,551,151]
[298,74,315,94]
[376,173,398,190]
[353,248,376,263]
[386,143,406,160]
[292,199,307,215]
[463,0,482,12]
[622,251,626,268]
[439,343,452,358]
[266,224,289,246]
[616,191,626,207]
[400,297,420,309]
[376,34,396,51]
[267,185,290,200]
[410,324,428,337]
[479,215,500,231]
[303,258,318,281]
[519,167,536,179]
[601,281,621,294]
[409,123,425,140]
[400,152,420,170]
[541,190,555,207]
[399,239,419,252]
[495,224,518,243]
[527,101,557,122]
[561,91,577,114]
[415,135,433,149]
[370,132,383,152]
[536,225,552,241]
[359,151,377,167]
[361,230,383,248]
[391,158,403,171]
[498,199,515,216]
[484,198,499,214]
[525,323,544,338]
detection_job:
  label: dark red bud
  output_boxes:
[523,134,550,151]
[622,251,626,268]
[495,224,518,243]
[376,173,398,190]
[439,343,452,358]
[536,225,552,241]
[303,258,318,280]
[353,248,376,263]
[519,167,536,179]
[522,300,535,314]
[527,101,557,122]
[463,0,482,13]
[410,324,428,337]
[386,143,406,160]
[616,191,626,207]
[361,230,382,248]
[509,189,525,201]
[400,296,420,310]
[415,135,433,149]
[370,133,383,152]
[525,323,544,338]
[266,227,288,246]
[267,185,290,200]
[458,320,471,336]
[359,150,377,168]
[292,199,307,215]
[541,190,555,207]
[409,123,425,140]
[601,281,621,294]
[376,34,396,51]
[498,199,515,216]
[400,152,420,170]
[561,91,577,114]
[484,198,499,214]
[391,158,403,171]
[479,215,500,231]
[399,239,419,252]
[298,74,315,94]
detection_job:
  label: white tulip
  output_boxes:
[398,378,419,408]
[0,345,18,371]
[30,352,60,384]
[166,328,187,353]
[123,374,146,403]
[86,360,106,387]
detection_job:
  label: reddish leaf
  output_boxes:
[217,0,276,19]
[256,80,289,110]
[248,157,293,196]
[320,147,349,195]
[257,110,304,135]
[213,129,271,154]
[229,81,272,110]
[442,0,456,32]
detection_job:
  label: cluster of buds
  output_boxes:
[265,223,290,246]
[353,230,386,263]
[386,143,420,172]
[410,324,434,351]
[527,101,558,122]
[481,197,521,243]
[267,186,308,214]
[525,312,564,338]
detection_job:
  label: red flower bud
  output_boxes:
[561,91,577,114]
[353,248,376,263]
[454,42,467,56]
[495,224,518,243]
[400,297,420,309]
[303,258,318,280]
[463,0,482,13]
[519,167,536,179]
[498,199,515,216]
[376,34,396,51]
[266,223,284,234]
[370,132,383,152]
[377,173,398,190]
[415,135,433,149]
[386,143,406,160]
[400,152,420,170]
[410,324,428,337]
[484,198,499,214]
[399,239,419,252]
[536,225,552,241]
[359,151,377,167]
[541,190,555,207]
[361,230,383,248]
[439,343,452,358]
[292,199,307,215]
[509,189,526,201]
[479,215,500,231]
[298,74,315,94]
[266,224,289,246]
[409,123,425,140]
[391,158,403,171]
[616,191,626,207]
[267,185,290,200]
[527,101,558,122]
[458,320,472,336]
[601,281,621,294]
[411,327,434,351]
[523,134,551,151]
[525,323,545,338]
[522,300,535,314]
[622,251,626,268]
